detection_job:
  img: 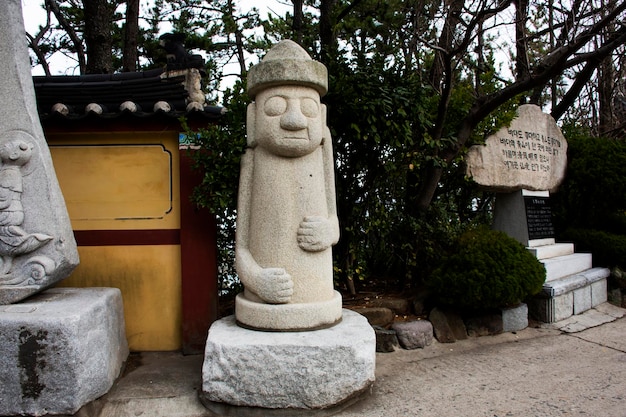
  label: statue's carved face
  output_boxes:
[0,139,33,166]
[253,86,323,157]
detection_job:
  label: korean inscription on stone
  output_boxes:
[465,104,568,192]
[524,196,555,240]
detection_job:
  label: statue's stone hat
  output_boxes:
[247,40,328,98]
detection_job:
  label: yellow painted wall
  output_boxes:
[60,245,182,351]
[48,131,182,351]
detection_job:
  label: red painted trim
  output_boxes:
[179,150,219,354]
[73,229,181,246]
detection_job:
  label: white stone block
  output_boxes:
[201,309,375,411]
[573,286,592,315]
[553,292,574,322]
[0,287,128,416]
[528,243,574,260]
[542,253,592,282]
[591,278,608,307]
[528,238,556,248]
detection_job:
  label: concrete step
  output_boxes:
[528,243,574,260]
[542,253,592,282]
[529,267,610,323]
[538,267,610,298]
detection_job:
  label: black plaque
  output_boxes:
[524,196,555,240]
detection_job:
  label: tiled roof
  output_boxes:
[33,67,225,123]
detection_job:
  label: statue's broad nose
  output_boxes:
[280,104,308,131]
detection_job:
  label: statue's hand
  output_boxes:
[255,268,293,304]
[297,216,335,252]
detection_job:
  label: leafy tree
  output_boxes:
[181,82,248,294]
[27,0,626,294]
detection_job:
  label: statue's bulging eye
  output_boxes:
[301,98,319,118]
[264,96,287,116]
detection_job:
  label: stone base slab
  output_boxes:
[201,309,375,413]
[529,268,610,323]
[235,290,343,331]
[0,287,128,416]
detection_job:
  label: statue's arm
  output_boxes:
[235,149,293,304]
[322,126,340,245]
[297,127,340,252]
[235,150,259,281]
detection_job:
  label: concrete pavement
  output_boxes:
[69,303,626,417]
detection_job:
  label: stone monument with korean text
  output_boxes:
[0,1,128,415]
[466,104,567,246]
[201,40,375,414]
[466,104,609,323]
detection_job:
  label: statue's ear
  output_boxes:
[321,104,330,144]
[246,103,256,147]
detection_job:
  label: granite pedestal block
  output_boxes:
[201,309,375,414]
[0,287,128,416]
[501,303,528,332]
[529,268,610,323]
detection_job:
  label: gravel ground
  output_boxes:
[340,315,626,417]
[73,305,626,417]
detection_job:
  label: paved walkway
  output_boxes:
[72,303,626,417]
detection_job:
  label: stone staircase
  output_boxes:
[528,242,609,323]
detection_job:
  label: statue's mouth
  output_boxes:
[284,136,308,141]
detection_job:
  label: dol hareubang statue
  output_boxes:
[235,40,343,331]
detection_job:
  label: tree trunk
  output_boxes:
[122,0,140,72]
[598,55,616,136]
[292,0,304,44]
[84,0,114,74]
[515,0,530,82]
[598,0,617,136]
[415,118,473,212]
[319,0,336,63]
[429,0,463,93]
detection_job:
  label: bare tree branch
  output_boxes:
[46,0,86,73]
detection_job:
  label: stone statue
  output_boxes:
[0,136,53,276]
[0,0,79,303]
[234,40,342,331]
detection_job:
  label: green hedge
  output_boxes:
[552,132,626,232]
[562,228,626,269]
[427,227,545,310]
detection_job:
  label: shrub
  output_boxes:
[427,227,545,310]
[552,131,626,232]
